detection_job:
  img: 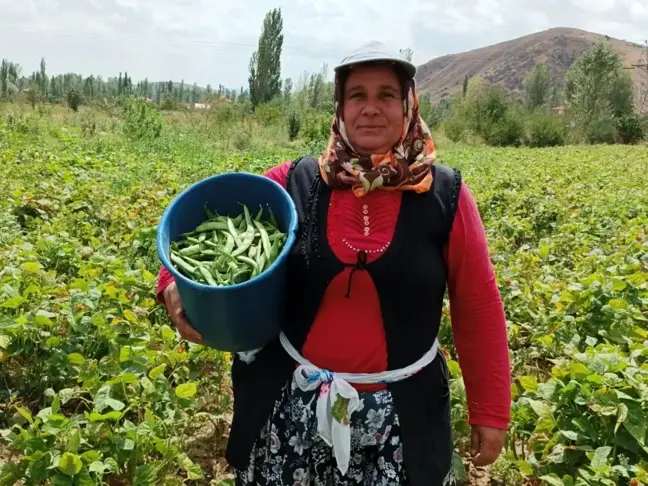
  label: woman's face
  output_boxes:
[342,64,404,156]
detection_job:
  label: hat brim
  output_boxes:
[334,58,416,79]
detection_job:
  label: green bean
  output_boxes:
[269,207,278,229]
[179,244,202,256]
[227,217,244,248]
[254,220,272,260]
[171,252,196,274]
[231,220,256,257]
[223,231,235,254]
[254,205,264,222]
[196,220,229,233]
[198,265,218,286]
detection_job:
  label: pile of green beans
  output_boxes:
[170,203,287,286]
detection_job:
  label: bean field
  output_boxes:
[0,107,647,486]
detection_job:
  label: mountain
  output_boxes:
[415,27,648,112]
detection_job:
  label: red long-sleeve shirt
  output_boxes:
[157,162,511,430]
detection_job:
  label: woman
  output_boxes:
[157,41,511,486]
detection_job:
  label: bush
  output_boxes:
[483,111,524,147]
[122,99,163,141]
[4,111,40,135]
[255,103,283,127]
[443,116,467,142]
[287,111,301,141]
[615,113,646,144]
[66,88,83,112]
[584,115,617,144]
[525,112,566,147]
[302,111,331,146]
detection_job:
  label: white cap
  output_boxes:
[334,41,416,79]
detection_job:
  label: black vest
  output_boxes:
[226,156,462,486]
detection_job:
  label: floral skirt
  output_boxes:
[235,377,456,486]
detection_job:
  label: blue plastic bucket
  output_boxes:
[156,172,298,352]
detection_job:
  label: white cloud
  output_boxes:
[570,0,616,14]
[0,0,645,89]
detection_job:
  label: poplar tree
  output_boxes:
[248,8,284,108]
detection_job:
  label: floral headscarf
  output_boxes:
[317,68,437,198]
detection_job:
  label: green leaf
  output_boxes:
[536,334,554,346]
[519,376,539,393]
[446,359,462,378]
[611,277,627,291]
[1,295,25,309]
[570,362,590,379]
[140,377,156,395]
[149,364,166,380]
[134,465,155,486]
[91,314,105,327]
[540,474,564,486]
[67,427,81,453]
[562,475,574,486]
[527,399,552,417]
[160,325,176,341]
[68,353,85,366]
[123,309,138,323]
[59,388,75,404]
[93,385,125,412]
[58,452,82,476]
[81,451,101,464]
[86,411,123,422]
[175,382,198,399]
[452,451,467,481]
[119,438,135,451]
[89,461,107,474]
[15,406,33,424]
[22,261,41,274]
[74,468,95,486]
[51,395,61,415]
[538,382,557,400]
[586,374,604,385]
[623,402,646,447]
[585,336,598,347]
[547,444,566,464]
[590,446,612,471]
[608,298,629,310]
[34,310,55,326]
[536,413,557,434]
[616,403,628,433]
[561,430,579,441]
[70,279,90,292]
[180,455,204,480]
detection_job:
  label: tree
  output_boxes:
[283,77,293,102]
[399,48,414,62]
[248,8,284,108]
[463,75,469,97]
[39,57,48,98]
[524,63,552,110]
[565,41,635,143]
[67,88,83,112]
[25,84,40,109]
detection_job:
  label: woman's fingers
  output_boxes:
[163,282,203,344]
[470,425,506,467]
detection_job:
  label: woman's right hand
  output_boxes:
[162,281,203,344]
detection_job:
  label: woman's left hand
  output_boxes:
[470,425,507,467]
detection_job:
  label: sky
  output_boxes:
[1,0,646,90]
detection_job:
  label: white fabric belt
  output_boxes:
[278,331,439,476]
